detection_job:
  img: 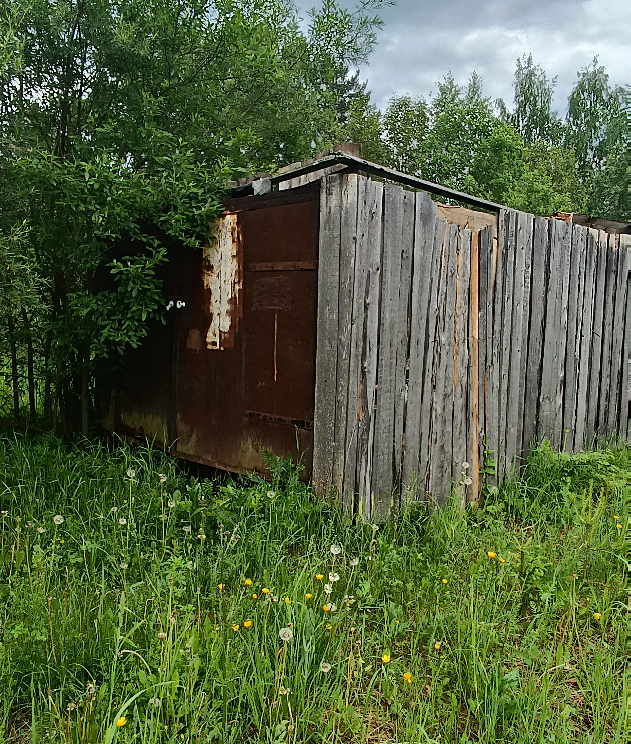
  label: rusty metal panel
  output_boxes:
[173,185,320,477]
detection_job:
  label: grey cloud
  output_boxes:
[297,0,630,113]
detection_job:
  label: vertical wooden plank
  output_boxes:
[418,217,448,495]
[429,223,458,506]
[486,213,504,486]
[355,179,384,520]
[562,224,587,452]
[585,230,607,442]
[597,232,618,433]
[401,191,437,496]
[498,210,516,475]
[539,218,571,448]
[505,211,532,470]
[371,183,404,520]
[332,174,359,504]
[453,229,471,504]
[523,217,549,454]
[313,175,342,494]
[608,234,627,434]
[343,176,370,502]
[574,228,597,451]
[469,229,481,502]
[619,236,631,439]
[393,191,415,497]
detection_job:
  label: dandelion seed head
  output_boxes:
[37,526,45,534]
[350,558,359,567]
[118,517,127,525]
[126,469,135,479]
[319,662,331,673]
[120,562,128,570]
[183,525,191,533]
[111,506,118,513]
[168,500,175,508]
[279,627,293,641]
[462,461,470,469]
[267,491,276,499]
[158,632,167,641]
[463,477,472,486]
[329,572,339,582]
[158,474,167,483]
[330,544,341,556]
[53,515,64,525]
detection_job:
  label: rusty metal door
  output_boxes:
[173,185,320,477]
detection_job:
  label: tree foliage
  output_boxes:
[0,0,385,433]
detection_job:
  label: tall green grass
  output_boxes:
[0,433,626,743]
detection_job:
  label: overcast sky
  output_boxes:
[297,0,630,114]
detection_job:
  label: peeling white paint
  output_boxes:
[203,213,242,350]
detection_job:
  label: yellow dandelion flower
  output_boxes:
[499,557,506,564]
[403,672,412,684]
[218,584,225,590]
[434,642,441,650]
[243,620,253,628]
[441,578,448,585]
[245,579,253,586]
[315,574,324,581]
[305,593,313,599]
[262,588,270,594]
[60,539,65,545]
[326,623,332,630]
[232,624,239,632]
[116,717,127,728]
[284,597,291,605]
[381,654,391,664]
[487,551,496,559]
[323,604,330,612]
[613,515,619,520]
[616,523,623,530]
[252,593,258,599]
[593,612,601,620]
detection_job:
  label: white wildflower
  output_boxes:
[158,474,167,483]
[324,583,333,594]
[120,562,128,570]
[53,515,64,525]
[329,603,337,612]
[111,506,118,513]
[167,500,175,508]
[330,544,341,556]
[186,561,196,570]
[463,477,472,486]
[37,526,45,534]
[279,627,293,642]
[329,572,340,582]
[118,517,127,525]
[149,697,161,707]
[183,525,192,533]
[197,533,206,540]
[279,686,290,695]
[267,491,276,499]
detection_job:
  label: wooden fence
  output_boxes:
[312,173,629,520]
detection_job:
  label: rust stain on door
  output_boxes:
[203,213,243,349]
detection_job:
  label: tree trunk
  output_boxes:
[20,307,36,426]
[81,367,89,437]
[43,330,53,420]
[7,315,20,423]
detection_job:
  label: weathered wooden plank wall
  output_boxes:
[314,173,629,519]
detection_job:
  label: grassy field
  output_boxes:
[0,432,626,744]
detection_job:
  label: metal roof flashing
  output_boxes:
[228,151,504,213]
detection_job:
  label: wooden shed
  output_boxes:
[100,151,629,519]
